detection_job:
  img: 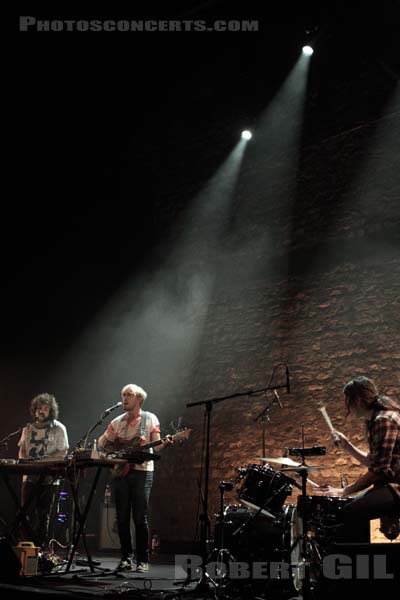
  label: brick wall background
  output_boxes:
[149,111,400,546]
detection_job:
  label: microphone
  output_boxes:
[101,402,123,418]
[286,366,290,394]
[274,390,283,408]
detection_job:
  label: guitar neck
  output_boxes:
[141,439,164,451]
[113,430,190,453]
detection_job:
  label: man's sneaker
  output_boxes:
[136,562,149,573]
[117,557,133,572]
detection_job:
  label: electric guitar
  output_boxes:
[110,429,191,478]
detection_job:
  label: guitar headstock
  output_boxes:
[169,428,191,443]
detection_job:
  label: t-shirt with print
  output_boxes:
[18,419,69,482]
[104,410,160,472]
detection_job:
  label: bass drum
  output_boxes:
[215,504,306,594]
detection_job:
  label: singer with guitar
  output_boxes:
[98,383,173,573]
[322,377,400,534]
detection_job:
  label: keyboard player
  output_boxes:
[17,393,69,547]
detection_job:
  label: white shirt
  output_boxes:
[104,410,160,472]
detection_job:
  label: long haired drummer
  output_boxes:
[324,376,400,526]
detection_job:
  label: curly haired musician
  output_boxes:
[326,376,400,528]
[18,393,69,547]
[98,383,172,573]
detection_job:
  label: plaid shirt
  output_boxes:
[368,410,400,498]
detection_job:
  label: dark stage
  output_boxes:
[4,2,400,600]
[0,553,191,599]
[1,547,400,600]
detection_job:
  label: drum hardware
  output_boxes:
[206,481,237,582]
[186,374,289,594]
[281,465,326,473]
[219,481,234,492]
[232,488,284,538]
[235,466,247,480]
[282,440,327,600]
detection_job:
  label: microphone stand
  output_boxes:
[0,426,25,453]
[186,382,288,593]
[67,409,119,571]
[254,395,277,457]
[75,409,116,451]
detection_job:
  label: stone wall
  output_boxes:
[150,111,400,546]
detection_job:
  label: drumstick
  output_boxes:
[318,402,342,450]
[305,477,320,489]
[293,472,320,489]
[318,403,335,433]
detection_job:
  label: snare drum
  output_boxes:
[297,495,350,523]
[297,495,370,543]
[238,464,296,518]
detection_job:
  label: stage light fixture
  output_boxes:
[302,45,314,56]
[241,130,252,140]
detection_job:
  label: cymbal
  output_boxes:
[280,465,325,473]
[254,457,301,467]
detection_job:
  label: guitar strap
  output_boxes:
[139,410,149,442]
[115,411,150,478]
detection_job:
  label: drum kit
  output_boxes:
[211,448,352,597]
[186,382,362,598]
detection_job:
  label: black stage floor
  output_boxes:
[1,548,400,600]
[0,554,201,600]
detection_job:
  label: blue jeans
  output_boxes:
[113,470,153,562]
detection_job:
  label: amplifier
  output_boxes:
[99,505,135,550]
[13,541,39,576]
